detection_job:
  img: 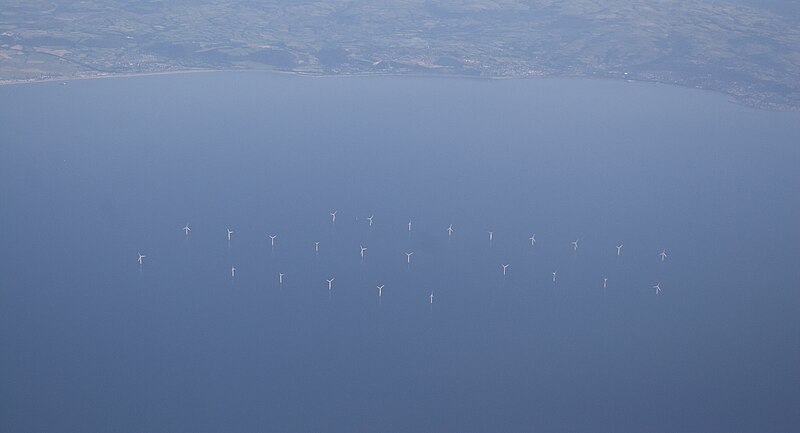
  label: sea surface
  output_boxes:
[1,72,799,432]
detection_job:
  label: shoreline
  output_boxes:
[0,68,221,86]
[1,67,795,112]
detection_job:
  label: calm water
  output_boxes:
[1,72,799,432]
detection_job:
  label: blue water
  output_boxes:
[1,72,799,432]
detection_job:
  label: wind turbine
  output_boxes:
[315,241,320,253]
[226,228,234,241]
[660,249,668,262]
[330,211,337,223]
[603,278,608,289]
[408,220,412,232]
[326,278,335,291]
[572,239,579,252]
[231,266,236,278]
[137,253,146,265]
[405,252,413,264]
[367,215,374,227]
[279,273,285,286]
[489,231,494,242]
[377,284,384,297]
[502,264,509,276]
[428,292,434,304]
[447,224,454,236]
[616,244,623,256]
[529,234,536,246]
[653,282,662,295]
[182,224,191,236]
[360,244,367,259]
[552,271,557,283]
[269,235,277,247]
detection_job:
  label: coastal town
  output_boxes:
[2,0,798,109]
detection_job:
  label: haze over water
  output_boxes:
[1,72,799,432]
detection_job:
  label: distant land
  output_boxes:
[1,0,798,109]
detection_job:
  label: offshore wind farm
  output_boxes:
[138,213,672,300]
[1,72,799,432]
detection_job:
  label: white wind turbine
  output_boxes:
[653,282,662,295]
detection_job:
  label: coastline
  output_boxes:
[1,67,795,112]
[0,68,221,86]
